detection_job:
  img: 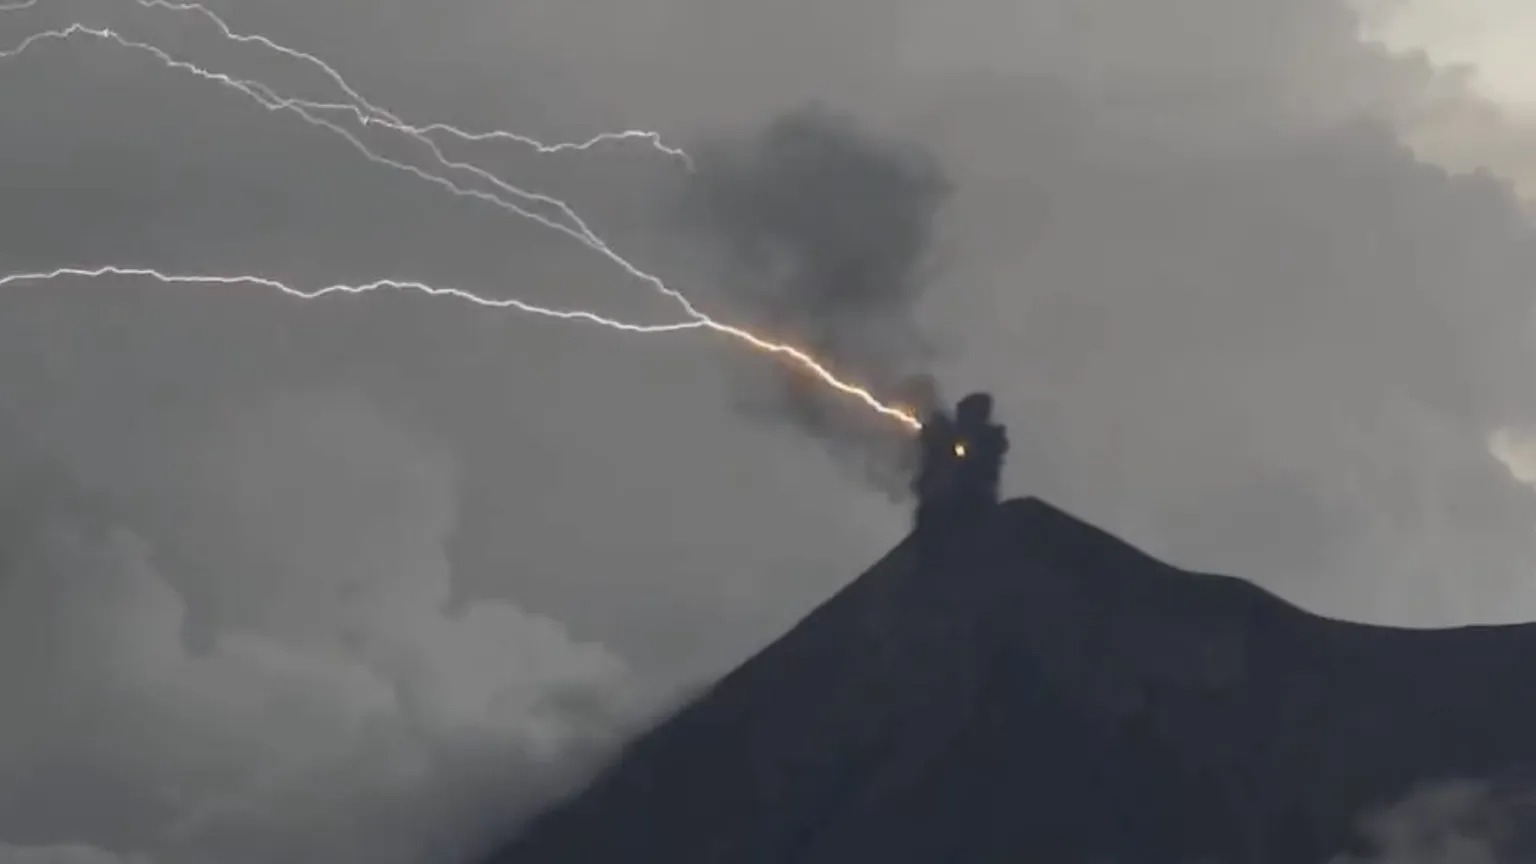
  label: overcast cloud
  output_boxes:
[4,0,1536,860]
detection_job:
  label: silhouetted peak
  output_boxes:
[491,496,1536,864]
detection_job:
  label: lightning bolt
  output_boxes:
[0,26,706,317]
[1,266,920,427]
[0,0,690,167]
[131,0,694,170]
[0,14,921,431]
[0,266,706,333]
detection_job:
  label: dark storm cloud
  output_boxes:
[677,104,952,495]
[5,0,1536,859]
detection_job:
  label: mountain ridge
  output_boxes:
[490,496,1536,863]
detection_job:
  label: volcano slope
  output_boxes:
[487,497,1536,864]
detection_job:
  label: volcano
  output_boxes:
[487,497,1536,863]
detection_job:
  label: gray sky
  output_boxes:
[3,0,1536,860]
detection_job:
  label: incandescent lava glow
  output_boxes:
[0,4,922,432]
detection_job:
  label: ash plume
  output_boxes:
[677,104,952,497]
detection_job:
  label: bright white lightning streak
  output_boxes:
[0,267,922,429]
[417,126,692,170]
[132,0,693,169]
[0,266,706,332]
[0,26,691,308]
[0,25,920,429]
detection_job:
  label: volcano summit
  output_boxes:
[489,494,1536,863]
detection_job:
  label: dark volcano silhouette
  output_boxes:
[488,497,1536,864]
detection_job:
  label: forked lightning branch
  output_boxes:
[0,0,921,430]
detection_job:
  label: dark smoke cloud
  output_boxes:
[677,104,953,496]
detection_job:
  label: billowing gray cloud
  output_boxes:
[1332,779,1536,863]
[4,0,1536,858]
[0,395,637,862]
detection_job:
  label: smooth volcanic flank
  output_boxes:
[487,497,1536,864]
